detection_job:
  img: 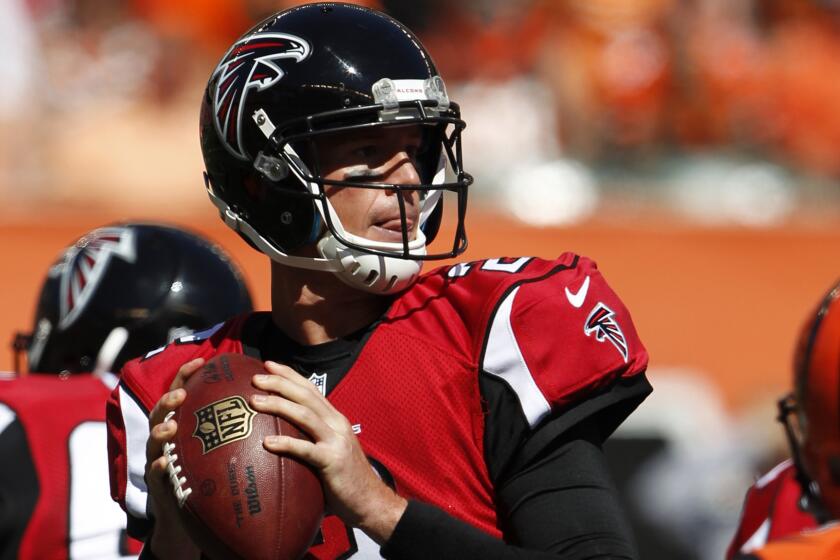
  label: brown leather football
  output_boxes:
[164,352,324,560]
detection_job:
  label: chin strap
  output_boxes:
[777,393,833,524]
[317,235,423,294]
[207,182,426,294]
[207,188,342,272]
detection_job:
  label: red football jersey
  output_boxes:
[728,460,821,558]
[0,372,142,559]
[107,254,649,558]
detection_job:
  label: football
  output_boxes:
[165,353,324,560]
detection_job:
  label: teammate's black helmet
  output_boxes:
[13,223,254,375]
[200,2,471,294]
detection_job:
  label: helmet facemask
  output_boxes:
[207,86,471,294]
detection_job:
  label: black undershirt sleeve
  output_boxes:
[381,373,651,559]
[381,424,637,559]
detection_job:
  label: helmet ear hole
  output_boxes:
[250,178,322,253]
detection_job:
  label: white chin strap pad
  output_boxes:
[318,235,424,294]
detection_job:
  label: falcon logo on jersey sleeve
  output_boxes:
[584,303,629,362]
[55,227,137,330]
[212,32,311,160]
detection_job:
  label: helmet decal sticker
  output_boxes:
[584,303,629,362]
[56,227,137,330]
[212,32,312,160]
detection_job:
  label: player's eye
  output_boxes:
[351,145,378,159]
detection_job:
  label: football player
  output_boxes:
[0,223,252,559]
[728,280,840,558]
[107,4,652,558]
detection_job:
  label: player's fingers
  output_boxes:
[146,412,178,464]
[258,363,354,437]
[263,360,298,378]
[253,371,331,414]
[145,454,181,520]
[148,388,186,429]
[263,361,326,398]
[260,362,337,414]
[262,434,324,468]
[146,454,169,485]
[265,361,346,418]
[170,357,205,391]
[250,393,335,442]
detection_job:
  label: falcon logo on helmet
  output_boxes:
[57,227,137,330]
[212,32,312,160]
[584,303,629,362]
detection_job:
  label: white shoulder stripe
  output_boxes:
[120,385,151,519]
[0,403,15,435]
[739,518,771,554]
[755,459,794,489]
[482,286,551,428]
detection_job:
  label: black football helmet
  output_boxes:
[12,223,253,375]
[200,2,471,294]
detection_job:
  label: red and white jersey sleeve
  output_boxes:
[727,459,820,558]
[480,255,646,426]
[408,253,648,430]
[106,317,250,529]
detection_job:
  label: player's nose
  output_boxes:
[384,151,421,186]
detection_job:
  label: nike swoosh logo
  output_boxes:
[565,276,590,308]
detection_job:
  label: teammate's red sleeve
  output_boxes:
[727,460,820,558]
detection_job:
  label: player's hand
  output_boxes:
[250,361,407,544]
[144,358,205,559]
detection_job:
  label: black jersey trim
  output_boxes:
[243,312,384,397]
[0,417,39,560]
[476,256,580,482]
[506,373,652,479]
[118,380,151,416]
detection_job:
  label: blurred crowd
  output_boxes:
[2,3,838,559]
[3,0,840,221]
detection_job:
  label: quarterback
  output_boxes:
[106,4,652,558]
